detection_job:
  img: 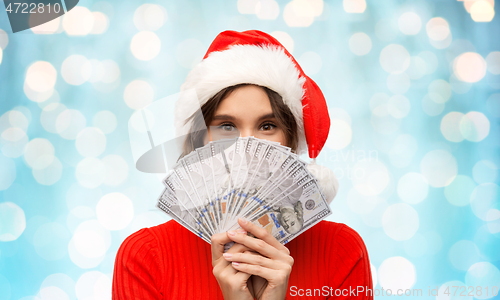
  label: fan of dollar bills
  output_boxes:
[156,136,332,245]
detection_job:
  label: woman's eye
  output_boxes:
[218,123,235,131]
[291,221,295,226]
[260,123,277,131]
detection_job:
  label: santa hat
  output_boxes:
[177,30,339,204]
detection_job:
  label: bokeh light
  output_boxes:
[444,175,476,207]
[256,0,280,20]
[378,256,416,291]
[68,220,111,268]
[470,183,498,221]
[24,61,57,95]
[133,4,167,31]
[420,149,457,187]
[470,0,495,22]
[63,6,94,36]
[75,157,106,188]
[325,119,351,150]
[426,17,450,41]
[465,262,500,299]
[387,74,410,95]
[397,172,429,204]
[459,111,490,142]
[75,271,112,300]
[97,193,134,230]
[23,138,55,170]
[387,95,411,118]
[382,203,419,241]
[398,12,422,35]
[130,31,161,61]
[32,156,63,185]
[37,286,69,300]
[343,0,366,13]
[92,111,117,134]
[449,240,482,271]
[61,55,92,86]
[33,222,70,261]
[379,44,411,74]
[283,0,323,27]
[75,127,106,157]
[441,111,466,142]
[486,51,500,74]
[40,103,67,133]
[56,109,87,139]
[40,273,76,300]
[123,80,155,110]
[347,187,380,215]
[422,94,445,116]
[0,29,8,49]
[0,202,26,241]
[454,52,487,83]
[90,12,109,34]
[352,160,390,196]
[349,32,372,56]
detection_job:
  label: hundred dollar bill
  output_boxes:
[237,153,306,218]
[219,137,247,226]
[176,162,217,234]
[195,145,221,231]
[181,151,218,231]
[163,171,215,235]
[157,190,211,243]
[161,179,213,237]
[234,178,331,244]
[235,149,297,217]
[224,140,280,231]
[209,138,239,224]
[235,165,312,227]
[222,137,262,229]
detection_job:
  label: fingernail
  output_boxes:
[228,230,236,236]
[223,253,232,259]
[236,229,247,234]
[232,261,240,266]
[239,217,248,225]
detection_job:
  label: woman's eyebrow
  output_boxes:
[212,113,275,121]
[257,113,275,121]
[212,114,236,121]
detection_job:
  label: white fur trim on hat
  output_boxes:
[306,162,339,205]
[177,44,308,155]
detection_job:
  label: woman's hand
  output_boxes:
[211,230,255,300]
[223,217,294,300]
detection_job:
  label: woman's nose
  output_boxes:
[238,128,254,138]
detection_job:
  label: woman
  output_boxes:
[113,30,373,299]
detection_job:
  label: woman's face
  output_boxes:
[204,85,287,146]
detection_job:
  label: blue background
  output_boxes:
[0,0,499,299]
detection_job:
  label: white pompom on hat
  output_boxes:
[177,30,339,204]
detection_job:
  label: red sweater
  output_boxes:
[112,220,373,299]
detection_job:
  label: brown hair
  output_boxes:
[180,84,298,159]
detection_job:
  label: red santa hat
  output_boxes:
[177,30,339,204]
